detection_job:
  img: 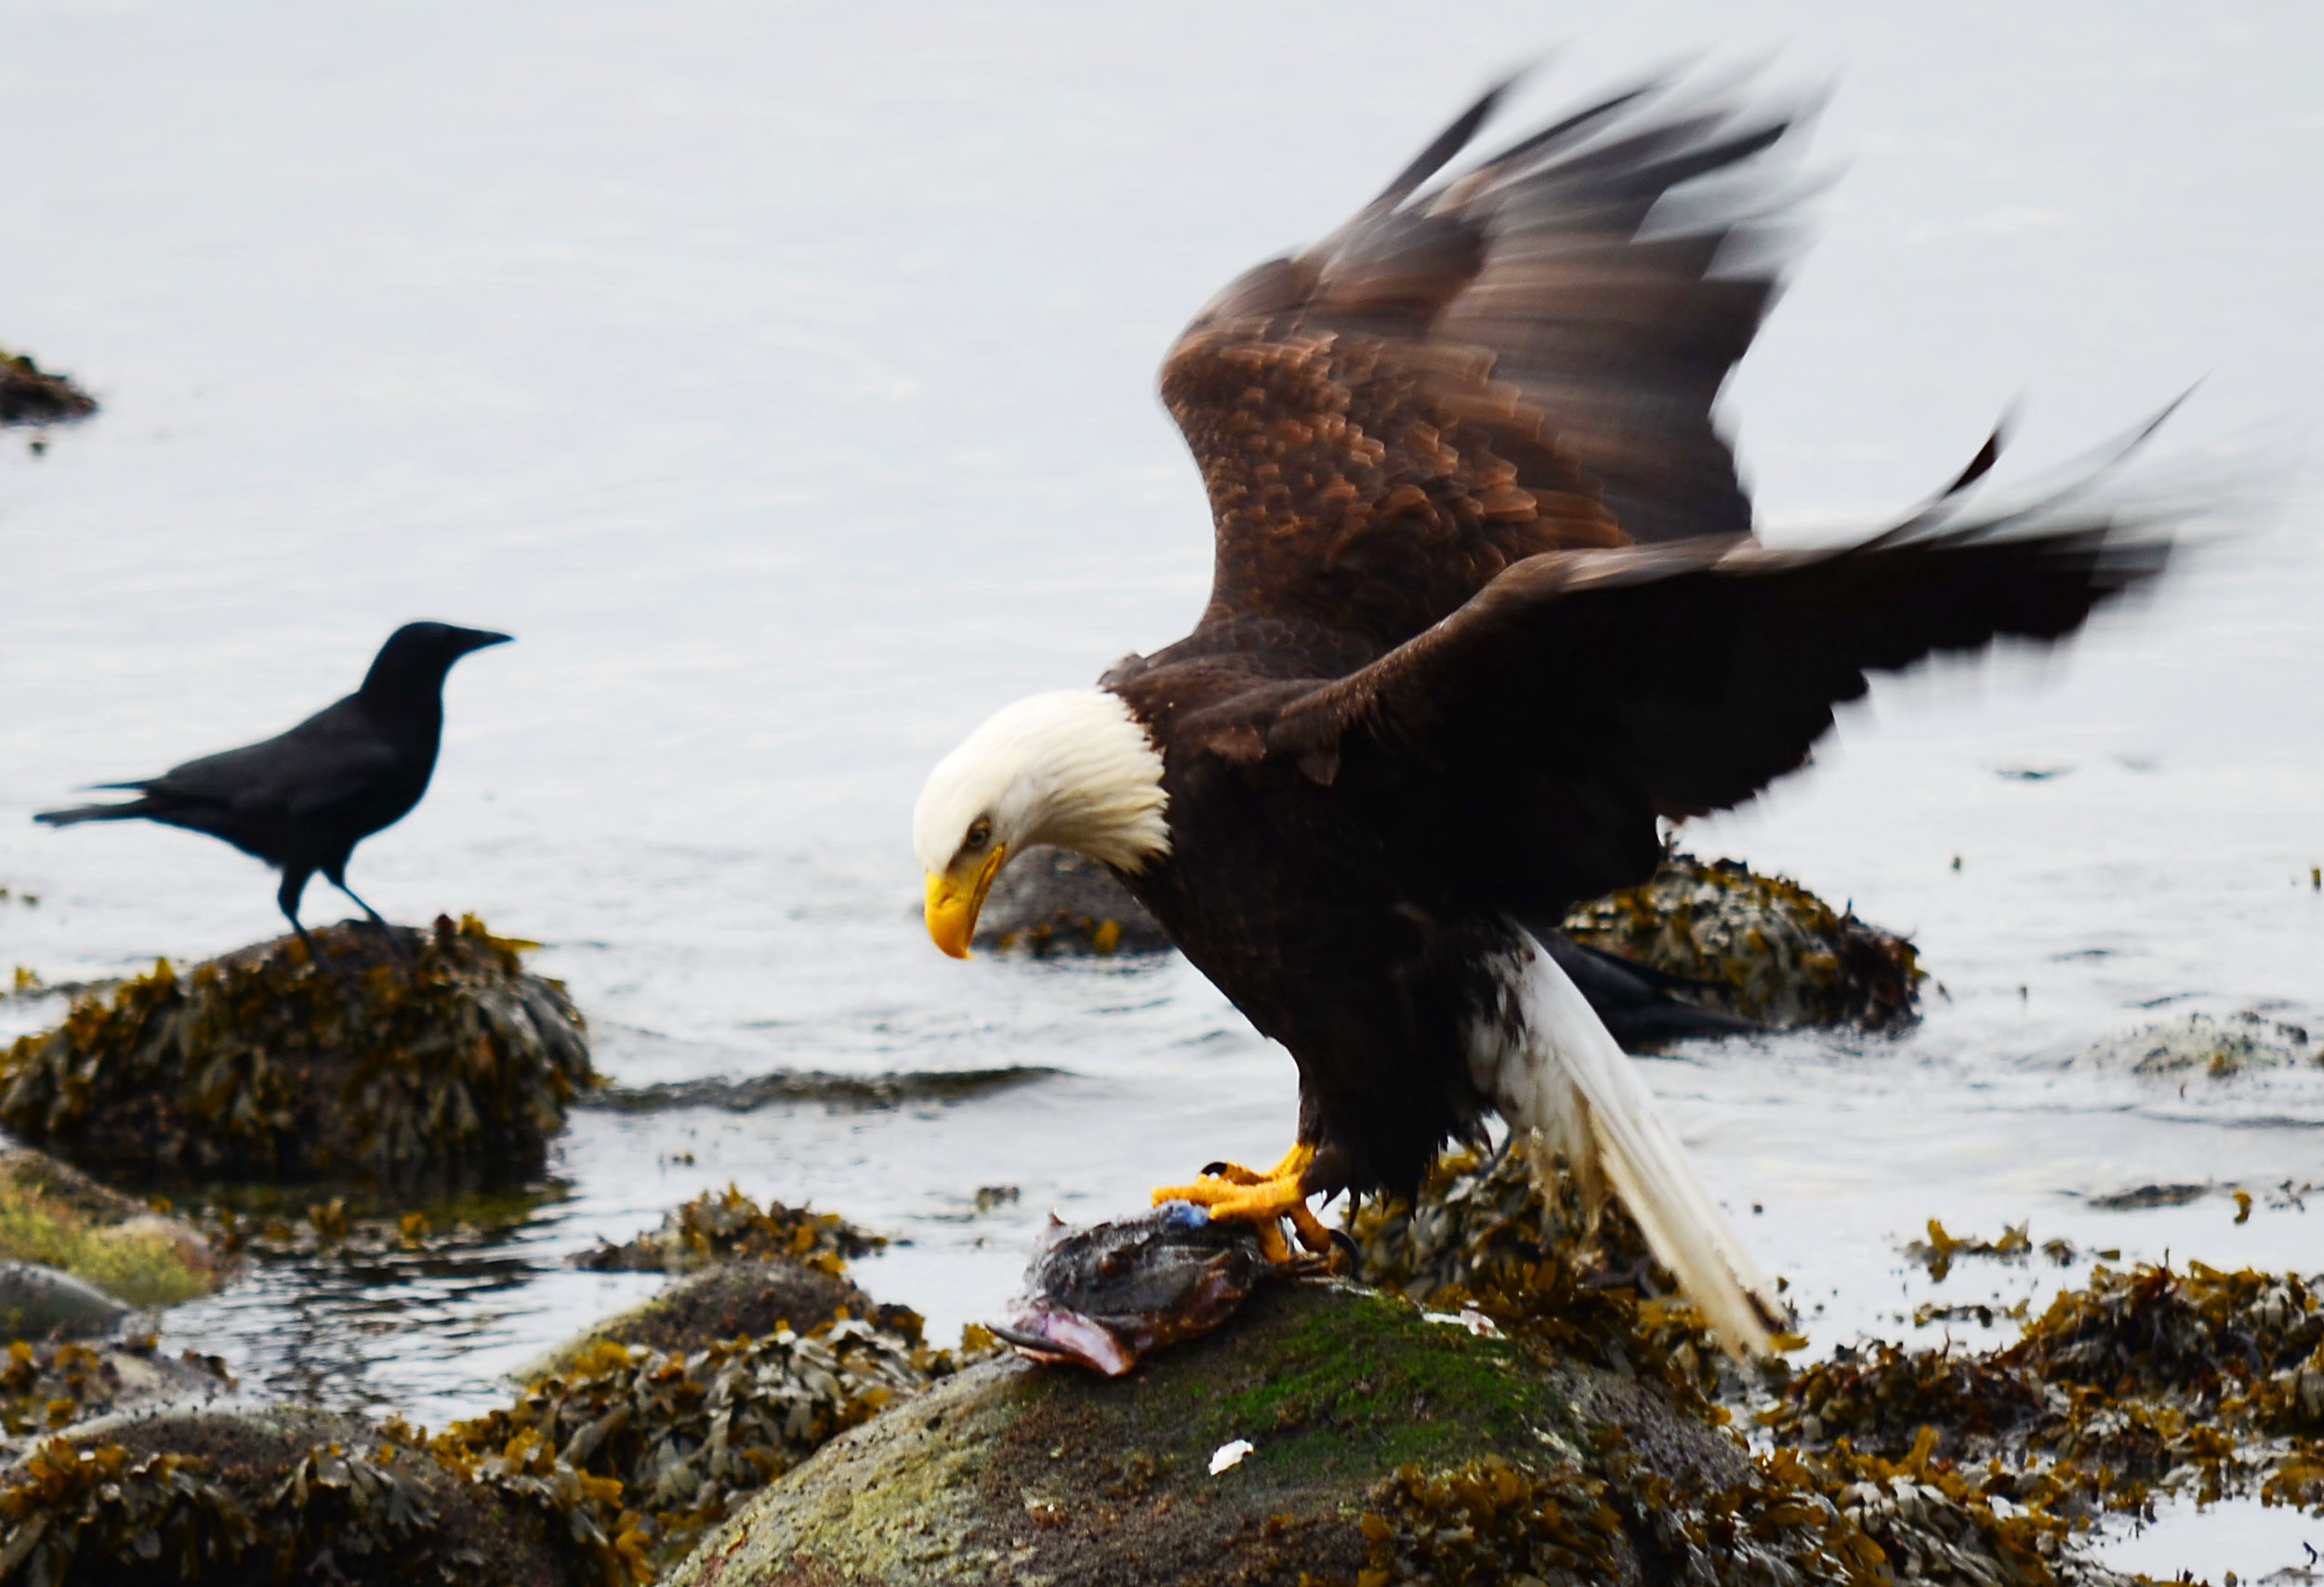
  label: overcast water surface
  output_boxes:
[2,2,2320,1576]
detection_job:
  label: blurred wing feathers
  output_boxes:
[1163,75,1805,646]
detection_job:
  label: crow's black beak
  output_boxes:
[458,629,514,653]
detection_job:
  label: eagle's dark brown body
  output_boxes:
[1085,76,2169,1200]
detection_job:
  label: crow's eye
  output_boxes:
[964,817,994,852]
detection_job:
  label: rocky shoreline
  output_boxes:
[0,902,2308,1583]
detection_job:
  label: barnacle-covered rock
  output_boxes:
[1562,851,1922,1030]
[0,916,594,1187]
[0,347,97,427]
[971,845,1173,957]
[0,1147,223,1307]
[573,1184,883,1276]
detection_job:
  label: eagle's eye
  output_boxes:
[964,817,994,852]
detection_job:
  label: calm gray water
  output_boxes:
[3,3,2320,1574]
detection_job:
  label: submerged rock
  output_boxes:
[0,916,593,1187]
[1561,851,1923,1030]
[0,348,97,427]
[971,846,1173,957]
[0,1147,223,1307]
[2072,1009,2317,1078]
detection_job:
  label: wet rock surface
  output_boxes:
[0,916,594,1187]
[971,845,1173,957]
[1562,851,1924,1030]
[0,1147,223,1308]
[0,1264,126,1342]
[0,348,97,427]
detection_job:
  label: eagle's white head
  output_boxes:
[912,688,1170,957]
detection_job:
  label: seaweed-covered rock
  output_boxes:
[0,1148,223,1307]
[0,348,97,427]
[2,1406,588,1587]
[1561,851,1922,1029]
[455,1314,964,1577]
[0,917,593,1187]
[573,1185,883,1276]
[0,1336,234,1448]
[971,846,1172,957]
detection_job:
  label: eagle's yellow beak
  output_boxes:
[925,844,1008,959]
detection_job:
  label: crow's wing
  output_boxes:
[132,696,402,817]
[1160,73,1800,649]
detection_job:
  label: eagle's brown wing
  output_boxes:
[1256,502,2171,909]
[1161,75,1802,649]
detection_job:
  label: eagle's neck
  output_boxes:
[1017,689,1172,873]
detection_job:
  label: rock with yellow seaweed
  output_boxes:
[0,917,593,1188]
[1562,851,1922,1030]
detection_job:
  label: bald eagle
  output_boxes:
[914,75,2168,1356]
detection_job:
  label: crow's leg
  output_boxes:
[279,867,357,993]
[325,867,411,961]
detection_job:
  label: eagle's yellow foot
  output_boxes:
[1151,1144,1333,1263]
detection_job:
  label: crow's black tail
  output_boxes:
[33,800,152,827]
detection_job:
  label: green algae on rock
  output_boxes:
[0,917,593,1187]
[0,1149,223,1308]
[1562,852,1922,1030]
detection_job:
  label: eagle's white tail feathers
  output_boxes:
[1472,929,1782,1358]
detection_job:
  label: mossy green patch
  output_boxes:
[0,1148,220,1307]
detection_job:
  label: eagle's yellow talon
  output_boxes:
[1150,1144,1321,1263]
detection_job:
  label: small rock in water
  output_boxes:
[2074,1010,2317,1078]
[993,1202,1314,1376]
[972,845,1174,956]
[0,1263,126,1340]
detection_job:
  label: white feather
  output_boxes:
[913,689,1169,875]
[1469,923,1782,1357]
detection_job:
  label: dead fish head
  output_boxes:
[990,1201,1312,1375]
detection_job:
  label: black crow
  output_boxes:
[35,621,511,961]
